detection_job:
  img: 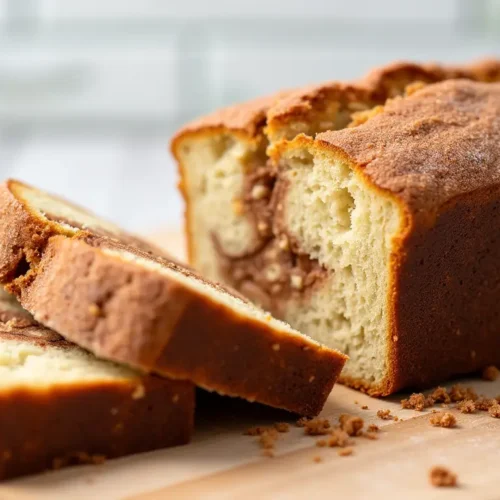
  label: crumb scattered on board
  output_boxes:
[338,447,354,457]
[377,409,393,420]
[429,412,457,428]
[429,466,458,487]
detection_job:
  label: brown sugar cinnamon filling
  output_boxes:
[213,160,327,314]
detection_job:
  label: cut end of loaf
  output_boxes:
[274,138,403,390]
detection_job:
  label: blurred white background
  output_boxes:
[0,0,499,233]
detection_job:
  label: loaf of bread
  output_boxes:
[0,180,346,416]
[0,290,193,480]
[172,64,500,395]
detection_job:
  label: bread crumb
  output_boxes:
[430,412,457,428]
[430,386,451,404]
[274,422,290,433]
[449,384,477,402]
[429,466,458,487]
[302,418,331,436]
[327,428,351,448]
[258,429,279,450]
[456,400,475,414]
[361,432,379,440]
[271,343,281,351]
[339,414,364,436]
[110,407,118,416]
[243,426,267,436]
[488,403,500,418]
[131,384,145,400]
[313,456,323,463]
[361,405,368,410]
[367,424,379,433]
[316,439,327,447]
[172,394,180,404]
[377,409,393,420]
[475,397,494,411]
[482,365,500,381]
[337,447,354,457]
[401,393,433,411]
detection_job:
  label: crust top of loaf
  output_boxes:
[171,59,500,144]
[314,79,500,216]
[171,93,288,145]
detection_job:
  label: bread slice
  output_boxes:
[171,59,500,293]
[0,290,194,480]
[0,181,346,416]
[262,79,500,395]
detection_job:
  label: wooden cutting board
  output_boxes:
[2,229,500,500]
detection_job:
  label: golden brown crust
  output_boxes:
[13,234,346,416]
[0,379,193,480]
[171,92,288,146]
[171,59,500,147]
[0,300,194,480]
[316,80,500,219]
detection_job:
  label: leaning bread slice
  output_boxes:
[0,290,193,480]
[0,183,346,416]
[266,79,500,395]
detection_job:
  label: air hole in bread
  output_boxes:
[13,254,30,279]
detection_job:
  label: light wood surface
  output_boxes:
[2,229,500,500]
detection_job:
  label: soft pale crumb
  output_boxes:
[339,414,364,436]
[367,424,379,433]
[488,403,500,418]
[456,400,475,414]
[429,466,458,487]
[274,422,290,433]
[302,418,331,436]
[482,365,500,381]
[337,447,354,457]
[361,405,368,410]
[430,412,457,428]
[313,456,323,463]
[377,409,393,420]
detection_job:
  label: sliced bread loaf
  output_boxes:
[0,290,193,480]
[0,181,346,416]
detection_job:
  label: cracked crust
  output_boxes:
[0,181,346,416]
[0,294,194,480]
